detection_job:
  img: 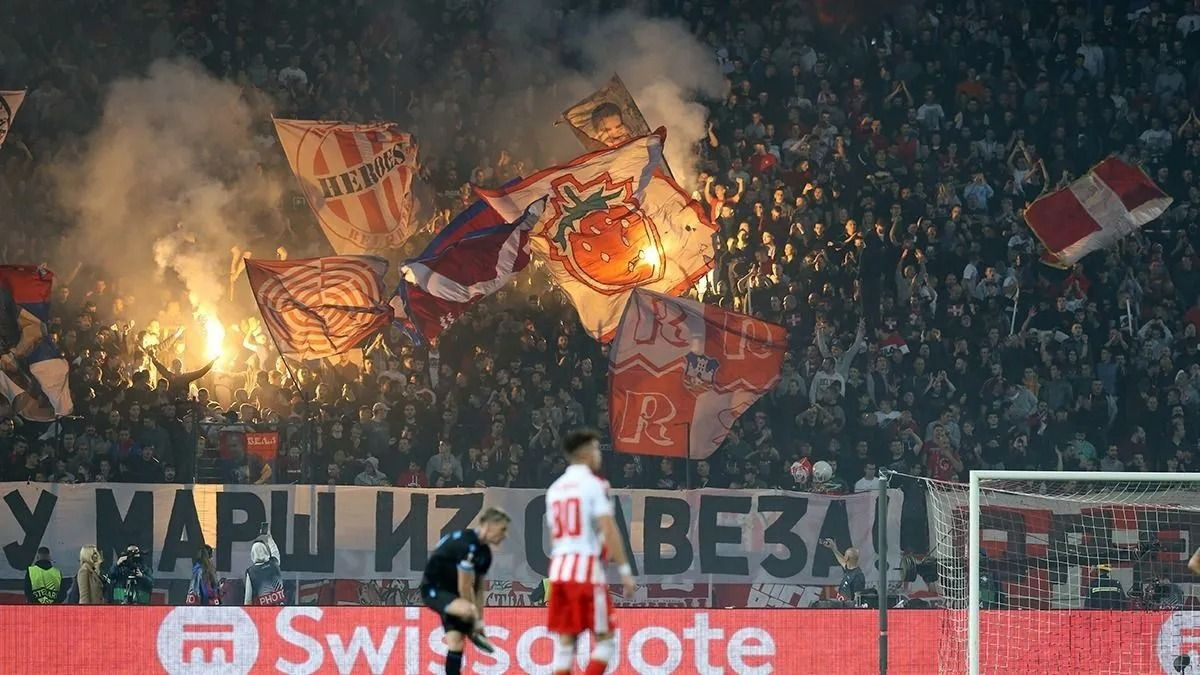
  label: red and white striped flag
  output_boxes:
[1024,157,1173,264]
[244,256,391,361]
[274,119,419,256]
[0,90,26,148]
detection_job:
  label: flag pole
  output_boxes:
[1009,285,1020,336]
[242,260,315,470]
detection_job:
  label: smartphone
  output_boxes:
[259,522,270,536]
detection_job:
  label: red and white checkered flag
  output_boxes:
[244,256,390,360]
[1024,157,1173,264]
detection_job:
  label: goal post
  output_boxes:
[928,470,1200,675]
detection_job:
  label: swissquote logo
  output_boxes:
[1157,611,1200,674]
[156,607,259,674]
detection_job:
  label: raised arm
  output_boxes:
[178,359,217,384]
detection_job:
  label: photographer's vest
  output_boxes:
[247,562,285,606]
[27,565,62,604]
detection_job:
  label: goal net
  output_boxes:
[923,471,1200,675]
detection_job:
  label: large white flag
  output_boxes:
[477,131,715,340]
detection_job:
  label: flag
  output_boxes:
[1024,157,1173,264]
[0,265,73,419]
[273,118,419,256]
[390,198,545,345]
[609,289,786,459]
[477,131,716,340]
[560,74,652,152]
[0,90,26,148]
[560,74,675,179]
[244,256,391,361]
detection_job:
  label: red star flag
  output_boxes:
[476,131,716,340]
[244,256,391,361]
[609,289,786,459]
[0,90,26,148]
[274,119,419,256]
[1024,157,1173,264]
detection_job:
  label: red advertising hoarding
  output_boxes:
[0,607,1193,673]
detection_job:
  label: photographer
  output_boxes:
[244,524,286,606]
[109,546,153,605]
[187,545,220,605]
[821,538,866,606]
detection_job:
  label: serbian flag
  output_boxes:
[245,256,391,361]
[477,131,716,340]
[274,119,419,256]
[0,265,73,418]
[609,289,786,459]
[391,198,544,345]
[1024,157,1173,264]
[0,90,25,148]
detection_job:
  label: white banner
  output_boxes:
[0,483,901,584]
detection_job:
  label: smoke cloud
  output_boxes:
[399,2,722,188]
[54,60,285,338]
[574,12,725,182]
[47,4,722,358]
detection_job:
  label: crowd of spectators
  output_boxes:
[3,0,1200,556]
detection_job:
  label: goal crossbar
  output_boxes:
[967,470,1200,675]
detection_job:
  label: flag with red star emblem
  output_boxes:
[476,131,715,340]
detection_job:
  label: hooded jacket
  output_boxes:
[244,534,285,605]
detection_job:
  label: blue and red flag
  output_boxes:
[390,196,544,345]
[0,265,74,418]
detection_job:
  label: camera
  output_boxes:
[118,545,142,566]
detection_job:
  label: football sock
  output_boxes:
[445,649,463,675]
[552,640,575,674]
[586,638,615,674]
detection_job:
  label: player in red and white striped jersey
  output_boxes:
[545,428,636,675]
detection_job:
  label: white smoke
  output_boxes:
[401,3,722,190]
[574,12,725,184]
[54,59,283,330]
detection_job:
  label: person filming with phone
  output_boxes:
[820,538,866,607]
[244,522,287,606]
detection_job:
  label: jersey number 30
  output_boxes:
[551,497,582,538]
